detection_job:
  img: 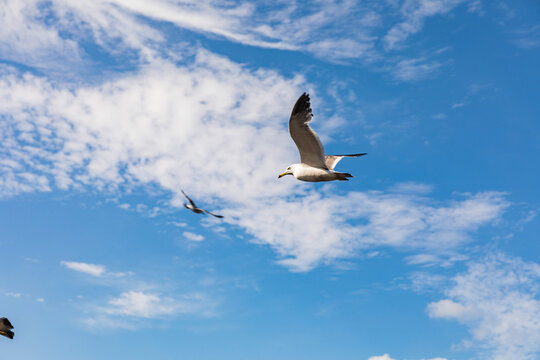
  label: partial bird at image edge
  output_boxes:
[0,317,14,339]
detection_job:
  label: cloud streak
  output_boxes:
[0,0,471,79]
[61,261,133,277]
[102,290,214,319]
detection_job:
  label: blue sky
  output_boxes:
[1,0,539,359]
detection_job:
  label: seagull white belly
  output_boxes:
[295,167,337,182]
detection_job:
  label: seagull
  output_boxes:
[0,317,14,339]
[181,190,223,218]
[278,93,367,182]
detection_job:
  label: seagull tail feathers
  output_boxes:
[0,330,14,339]
[336,172,353,181]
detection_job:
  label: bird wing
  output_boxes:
[289,93,327,169]
[181,190,197,208]
[325,153,367,170]
[202,209,224,218]
[0,318,13,330]
[0,330,14,339]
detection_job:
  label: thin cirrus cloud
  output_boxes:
[0,0,377,63]
[0,0,473,81]
[82,291,216,329]
[61,261,106,277]
[427,252,540,360]
[100,291,215,319]
[383,0,466,50]
[82,289,216,329]
[61,261,133,277]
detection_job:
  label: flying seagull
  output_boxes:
[181,190,223,218]
[278,93,366,182]
[0,318,14,339]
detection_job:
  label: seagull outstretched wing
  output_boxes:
[181,189,197,207]
[289,93,327,169]
[325,153,367,170]
[203,209,224,218]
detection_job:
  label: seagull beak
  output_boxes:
[278,172,287,178]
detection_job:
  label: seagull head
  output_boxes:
[278,165,295,178]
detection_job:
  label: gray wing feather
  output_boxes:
[325,153,367,170]
[0,318,13,330]
[202,209,224,218]
[181,190,197,207]
[289,93,327,169]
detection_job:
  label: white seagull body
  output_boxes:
[278,93,366,182]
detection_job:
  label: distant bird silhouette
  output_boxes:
[181,190,223,218]
[0,318,14,339]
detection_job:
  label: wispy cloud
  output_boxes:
[61,261,106,277]
[61,261,133,277]
[431,113,447,119]
[4,292,22,298]
[101,290,214,319]
[509,25,540,49]
[384,0,466,50]
[183,231,204,242]
[234,191,508,271]
[0,0,381,64]
[0,0,471,80]
[427,252,540,359]
[0,0,82,69]
[390,57,442,82]
[61,260,218,328]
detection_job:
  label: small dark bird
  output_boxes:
[181,190,223,218]
[0,317,14,339]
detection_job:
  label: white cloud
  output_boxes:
[0,0,82,69]
[391,57,441,82]
[406,271,447,293]
[36,297,45,302]
[4,292,22,298]
[451,102,466,109]
[183,231,204,242]
[389,182,434,194]
[428,299,468,318]
[384,0,466,50]
[427,252,540,360]
[0,47,509,272]
[509,25,540,49]
[0,0,471,74]
[232,191,507,271]
[61,261,106,277]
[102,290,212,318]
[0,0,383,64]
[369,354,395,360]
[61,260,132,277]
[431,113,447,119]
[368,355,447,360]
